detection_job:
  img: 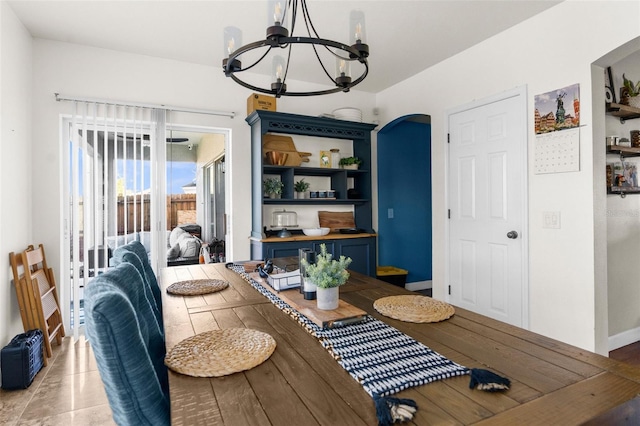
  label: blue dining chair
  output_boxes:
[113,240,162,317]
[85,262,169,426]
[111,246,163,334]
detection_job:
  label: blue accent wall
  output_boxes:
[377,116,431,283]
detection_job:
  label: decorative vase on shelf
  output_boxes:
[330,148,341,169]
[629,96,640,109]
[316,287,339,310]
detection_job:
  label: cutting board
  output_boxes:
[263,134,311,166]
[318,211,356,232]
[250,272,367,329]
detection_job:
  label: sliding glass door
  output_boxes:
[61,104,165,339]
[61,106,230,338]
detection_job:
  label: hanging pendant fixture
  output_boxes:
[222,0,369,97]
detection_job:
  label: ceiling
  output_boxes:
[8,0,562,94]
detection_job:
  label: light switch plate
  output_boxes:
[543,211,560,229]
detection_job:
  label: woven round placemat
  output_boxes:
[165,328,276,377]
[373,295,455,323]
[166,279,229,296]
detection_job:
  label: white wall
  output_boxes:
[606,50,640,343]
[29,39,376,309]
[0,2,33,346]
[377,1,640,353]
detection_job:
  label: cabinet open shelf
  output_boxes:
[263,164,369,202]
[263,198,369,205]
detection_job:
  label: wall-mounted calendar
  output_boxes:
[533,83,580,174]
[534,127,580,174]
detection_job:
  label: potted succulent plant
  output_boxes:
[294,178,310,199]
[301,243,352,310]
[339,156,362,170]
[623,74,640,109]
[263,178,284,199]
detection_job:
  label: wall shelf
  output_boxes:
[607,146,640,157]
[608,186,640,198]
[607,146,640,197]
[606,102,640,123]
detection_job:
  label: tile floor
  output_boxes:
[0,336,114,426]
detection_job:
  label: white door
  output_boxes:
[448,87,528,328]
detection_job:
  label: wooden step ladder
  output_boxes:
[9,244,65,359]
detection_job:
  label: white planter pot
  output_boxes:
[629,96,640,109]
[341,164,359,170]
[316,286,339,310]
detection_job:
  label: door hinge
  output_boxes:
[447,133,450,143]
[448,209,451,219]
[448,285,451,295]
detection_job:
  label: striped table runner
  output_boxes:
[230,265,469,397]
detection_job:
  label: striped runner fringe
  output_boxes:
[228,264,509,425]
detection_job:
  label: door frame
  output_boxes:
[444,85,530,329]
[164,123,231,258]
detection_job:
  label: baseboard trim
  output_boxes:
[405,280,432,291]
[609,327,640,352]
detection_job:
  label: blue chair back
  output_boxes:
[112,241,162,317]
[85,262,169,426]
[112,247,163,334]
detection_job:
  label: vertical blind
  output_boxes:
[65,102,162,339]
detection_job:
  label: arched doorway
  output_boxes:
[377,114,431,290]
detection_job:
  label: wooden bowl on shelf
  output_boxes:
[265,151,289,165]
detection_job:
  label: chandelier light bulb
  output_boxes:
[339,60,346,76]
[276,64,284,81]
[274,2,283,24]
[227,37,235,55]
[222,26,242,73]
[354,23,362,43]
[271,55,287,94]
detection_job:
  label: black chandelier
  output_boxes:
[222,0,369,97]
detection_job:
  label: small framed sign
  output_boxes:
[319,150,331,168]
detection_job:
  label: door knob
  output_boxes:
[507,230,518,239]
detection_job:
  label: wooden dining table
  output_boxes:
[161,261,640,425]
